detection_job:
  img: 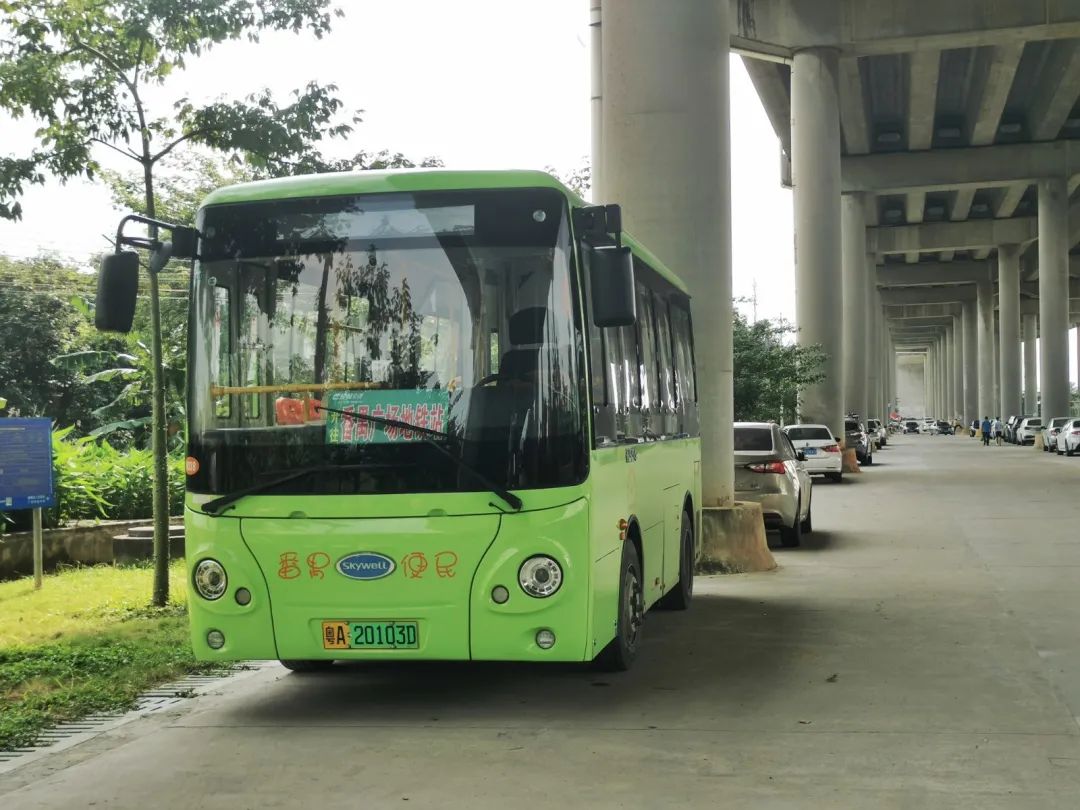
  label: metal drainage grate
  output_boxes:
[0,666,253,769]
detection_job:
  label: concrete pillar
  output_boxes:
[953,316,963,419]
[793,47,843,437]
[993,317,1001,417]
[946,326,955,419]
[1039,177,1070,418]
[998,244,1021,419]
[976,277,996,420]
[842,195,867,420]
[866,263,881,423]
[940,338,948,416]
[1023,313,1038,414]
[588,0,603,199]
[601,0,733,508]
[962,301,977,423]
[889,334,897,417]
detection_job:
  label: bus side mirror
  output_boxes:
[171,225,199,259]
[588,243,636,327]
[96,251,140,333]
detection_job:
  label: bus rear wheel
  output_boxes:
[280,660,335,673]
[596,542,644,672]
[658,510,693,611]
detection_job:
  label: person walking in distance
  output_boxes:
[981,416,992,446]
[992,416,1004,446]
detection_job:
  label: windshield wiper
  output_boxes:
[202,463,382,516]
[315,405,523,512]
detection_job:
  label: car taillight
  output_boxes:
[1072,430,1080,436]
[748,461,786,474]
[822,444,840,453]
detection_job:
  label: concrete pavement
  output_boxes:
[3,434,1080,808]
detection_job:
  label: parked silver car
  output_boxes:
[1043,417,1072,452]
[734,422,813,548]
[1054,418,1080,456]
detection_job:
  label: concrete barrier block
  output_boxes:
[698,502,775,574]
[842,448,862,473]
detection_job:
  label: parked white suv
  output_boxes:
[1015,417,1042,445]
[1054,418,1080,456]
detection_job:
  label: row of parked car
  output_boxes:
[990,414,1080,454]
[733,415,886,549]
[902,417,955,435]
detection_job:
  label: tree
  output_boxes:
[546,160,591,200]
[0,0,358,606]
[732,310,826,424]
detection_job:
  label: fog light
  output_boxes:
[206,629,225,650]
[491,585,510,604]
[535,629,556,649]
[193,558,227,601]
[518,556,563,598]
[235,587,251,606]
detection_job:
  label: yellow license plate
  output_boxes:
[321,620,419,650]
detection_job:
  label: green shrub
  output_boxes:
[45,428,184,527]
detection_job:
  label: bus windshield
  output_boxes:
[187,187,586,498]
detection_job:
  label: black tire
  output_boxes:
[800,501,813,534]
[596,542,644,672]
[1067,447,1075,457]
[863,453,874,466]
[280,660,335,673]
[827,472,843,483]
[658,511,694,611]
[779,499,803,548]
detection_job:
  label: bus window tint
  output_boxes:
[212,287,231,418]
[635,282,658,421]
[654,298,676,417]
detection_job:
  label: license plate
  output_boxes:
[322,620,419,650]
[803,447,817,455]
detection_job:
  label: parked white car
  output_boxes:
[1043,417,1072,452]
[1015,416,1043,445]
[866,418,887,448]
[1054,418,1080,456]
[920,418,937,434]
[783,423,843,482]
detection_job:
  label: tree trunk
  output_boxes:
[143,155,170,608]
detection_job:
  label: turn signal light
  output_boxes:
[748,461,786,474]
[822,444,840,453]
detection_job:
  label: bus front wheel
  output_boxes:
[596,542,644,672]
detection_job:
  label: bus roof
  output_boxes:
[199,168,688,294]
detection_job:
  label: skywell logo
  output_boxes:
[336,552,396,581]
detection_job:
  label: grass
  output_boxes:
[0,562,225,750]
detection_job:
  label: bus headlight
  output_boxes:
[193,559,228,601]
[518,556,562,598]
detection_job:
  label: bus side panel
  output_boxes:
[470,499,591,662]
[185,506,279,662]
[587,446,630,659]
[663,438,700,585]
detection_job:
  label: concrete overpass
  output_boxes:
[728,0,1080,427]
[589,0,1080,554]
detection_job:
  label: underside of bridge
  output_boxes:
[734,0,1080,424]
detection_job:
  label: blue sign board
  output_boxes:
[0,418,55,510]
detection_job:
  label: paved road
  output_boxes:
[4,434,1080,808]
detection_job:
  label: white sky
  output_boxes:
[0,0,1074,380]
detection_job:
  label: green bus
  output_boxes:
[144,170,701,671]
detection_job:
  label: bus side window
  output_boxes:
[671,300,699,437]
[635,281,658,436]
[582,248,616,445]
[653,296,677,436]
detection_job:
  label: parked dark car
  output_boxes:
[935,420,953,435]
[904,420,920,434]
[844,418,873,465]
